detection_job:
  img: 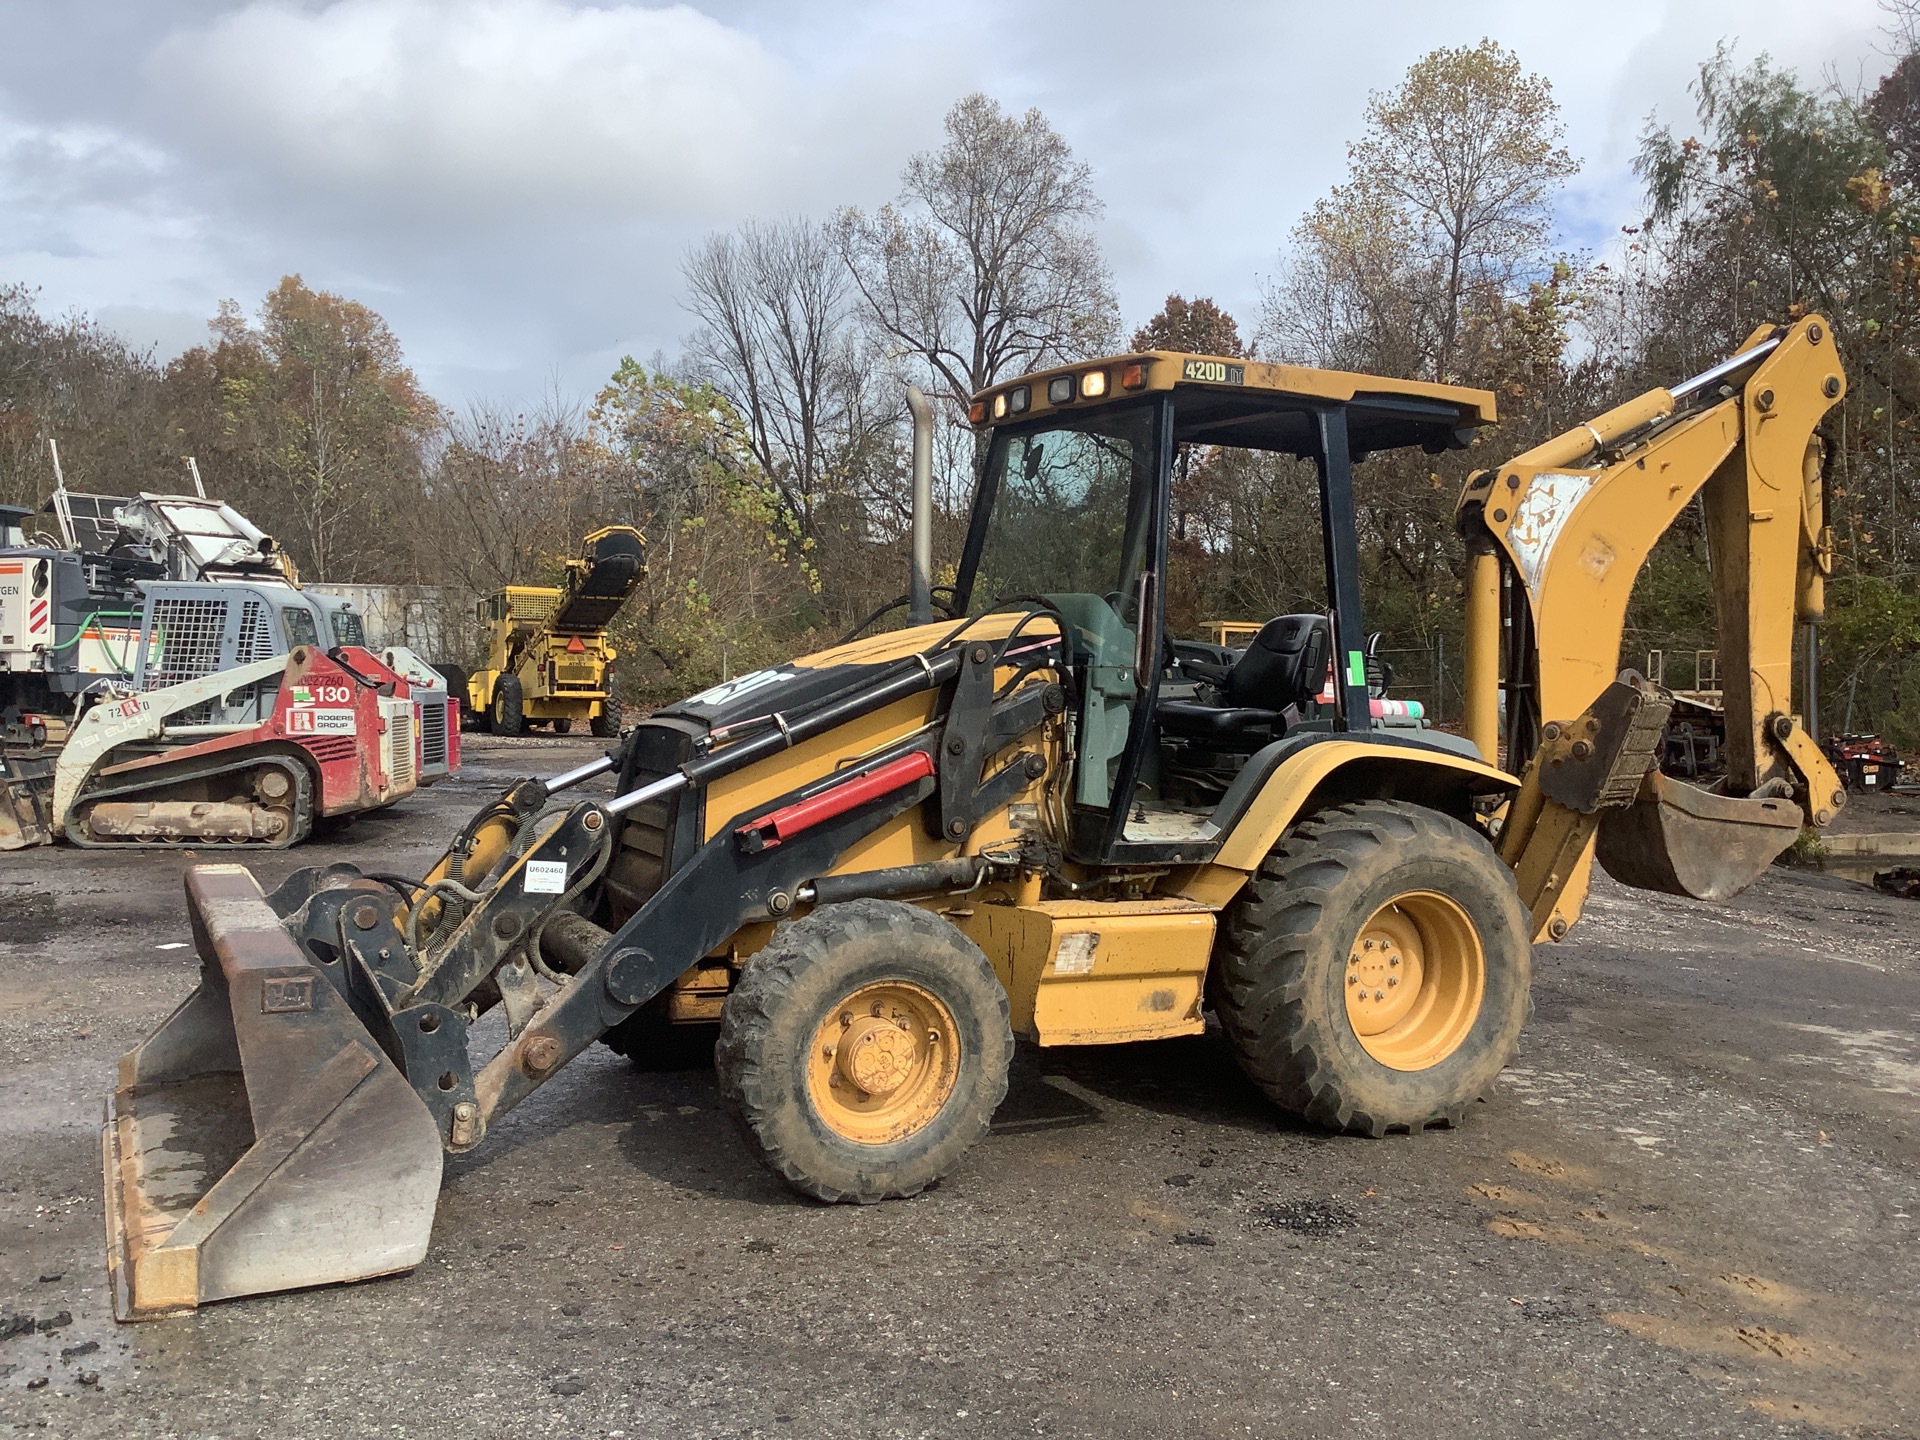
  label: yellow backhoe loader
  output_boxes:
[451,525,645,737]
[101,320,1845,1320]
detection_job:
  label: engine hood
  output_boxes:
[655,613,1055,732]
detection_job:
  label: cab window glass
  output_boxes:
[283,607,319,649]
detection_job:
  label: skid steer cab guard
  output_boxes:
[104,332,1844,1320]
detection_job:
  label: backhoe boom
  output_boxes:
[1456,315,1848,918]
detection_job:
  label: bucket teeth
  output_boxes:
[104,864,443,1321]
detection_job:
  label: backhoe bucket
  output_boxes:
[1595,770,1803,902]
[104,864,443,1321]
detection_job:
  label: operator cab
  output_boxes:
[960,352,1497,864]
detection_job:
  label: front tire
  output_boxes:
[716,899,1012,1202]
[1214,800,1530,1136]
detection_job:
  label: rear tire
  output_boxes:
[590,704,621,739]
[433,664,471,728]
[552,717,573,735]
[1213,800,1530,1136]
[492,673,524,736]
[716,899,1012,1202]
[602,996,718,1070]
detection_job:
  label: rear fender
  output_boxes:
[1212,741,1518,874]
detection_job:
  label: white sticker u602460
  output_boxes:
[524,860,568,895]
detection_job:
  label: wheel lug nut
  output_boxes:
[1348,974,1358,986]
[1389,955,1400,966]
[1364,939,1375,951]
[1374,990,1385,1001]
[1387,976,1398,987]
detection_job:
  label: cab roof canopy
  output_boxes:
[972,351,1498,458]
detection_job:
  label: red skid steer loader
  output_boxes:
[0,645,422,848]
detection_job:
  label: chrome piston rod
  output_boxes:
[541,753,684,815]
[1670,333,1783,403]
[544,754,616,792]
[607,772,689,816]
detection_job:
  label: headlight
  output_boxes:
[1080,370,1108,398]
[1009,385,1031,414]
[1047,376,1074,405]
[992,393,1009,420]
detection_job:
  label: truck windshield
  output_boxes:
[961,400,1162,815]
[963,404,1157,618]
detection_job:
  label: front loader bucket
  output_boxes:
[0,754,52,850]
[104,864,443,1321]
[1595,770,1803,902]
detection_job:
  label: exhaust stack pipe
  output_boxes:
[906,384,934,625]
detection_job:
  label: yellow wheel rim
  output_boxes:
[1344,890,1485,1071]
[805,981,961,1145]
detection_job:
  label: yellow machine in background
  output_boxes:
[1199,620,1263,649]
[101,323,1848,1322]
[455,526,645,738]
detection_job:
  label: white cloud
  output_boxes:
[0,0,1903,404]
[145,0,954,228]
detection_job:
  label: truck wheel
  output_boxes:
[492,674,525,735]
[716,898,1012,1203]
[1214,799,1530,1136]
[590,704,621,739]
[552,718,573,735]
[433,664,470,717]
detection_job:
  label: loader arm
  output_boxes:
[1457,315,1849,920]
[100,620,1057,1318]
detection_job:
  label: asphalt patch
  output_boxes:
[0,891,56,944]
[1253,1199,1358,1234]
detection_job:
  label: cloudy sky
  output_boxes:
[0,0,1895,407]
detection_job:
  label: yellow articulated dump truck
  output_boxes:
[102,321,1846,1318]
[452,526,645,737]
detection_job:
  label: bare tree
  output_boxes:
[428,393,611,594]
[839,94,1119,414]
[683,217,892,542]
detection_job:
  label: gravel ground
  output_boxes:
[2,734,1916,1439]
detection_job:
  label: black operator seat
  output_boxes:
[1159,615,1330,746]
